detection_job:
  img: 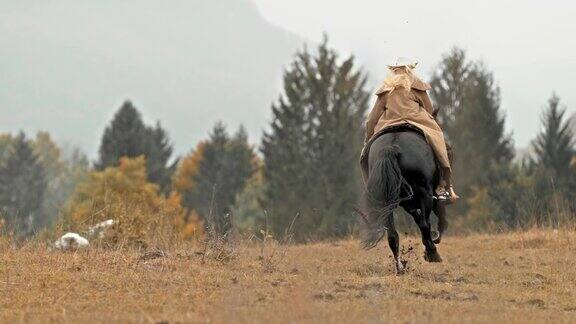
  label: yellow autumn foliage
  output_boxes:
[173,141,206,192]
[172,142,208,226]
[64,156,201,247]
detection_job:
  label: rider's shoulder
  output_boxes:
[375,78,431,95]
[411,78,431,92]
[375,85,392,96]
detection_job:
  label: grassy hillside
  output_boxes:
[2,230,576,323]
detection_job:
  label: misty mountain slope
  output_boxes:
[0,0,302,155]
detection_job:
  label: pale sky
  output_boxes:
[253,0,576,147]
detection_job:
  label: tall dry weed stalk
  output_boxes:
[200,212,237,263]
[249,211,299,273]
[199,187,238,263]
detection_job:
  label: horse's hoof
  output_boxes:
[424,251,442,263]
[432,230,442,244]
[396,260,407,275]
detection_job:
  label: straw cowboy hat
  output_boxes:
[387,57,418,69]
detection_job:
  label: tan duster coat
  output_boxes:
[360,78,451,183]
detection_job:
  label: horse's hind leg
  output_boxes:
[386,212,405,274]
[432,202,448,244]
[410,194,442,263]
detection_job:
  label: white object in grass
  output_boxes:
[88,219,115,238]
[55,233,90,251]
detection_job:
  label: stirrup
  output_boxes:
[436,191,451,202]
[435,190,454,204]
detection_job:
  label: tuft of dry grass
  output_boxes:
[1,229,576,323]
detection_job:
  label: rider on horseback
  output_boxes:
[361,57,459,203]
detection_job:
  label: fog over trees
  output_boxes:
[0,0,301,156]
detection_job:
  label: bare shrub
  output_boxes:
[198,212,237,264]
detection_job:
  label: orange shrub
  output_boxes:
[63,156,200,247]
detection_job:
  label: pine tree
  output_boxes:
[96,101,147,170]
[429,47,473,137]
[0,134,12,158]
[146,122,178,194]
[455,65,514,170]
[430,50,513,212]
[225,126,258,209]
[191,122,230,229]
[96,101,176,193]
[261,38,369,240]
[0,132,47,236]
[178,122,256,235]
[533,94,575,179]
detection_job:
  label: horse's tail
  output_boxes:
[361,145,409,250]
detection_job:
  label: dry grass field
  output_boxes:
[1,229,576,323]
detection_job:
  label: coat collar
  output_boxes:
[375,77,431,95]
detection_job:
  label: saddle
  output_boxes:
[378,123,427,139]
[376,123,454,165]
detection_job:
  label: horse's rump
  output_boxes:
[360,124,428,183]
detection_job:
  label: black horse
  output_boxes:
[361,128,448,274]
